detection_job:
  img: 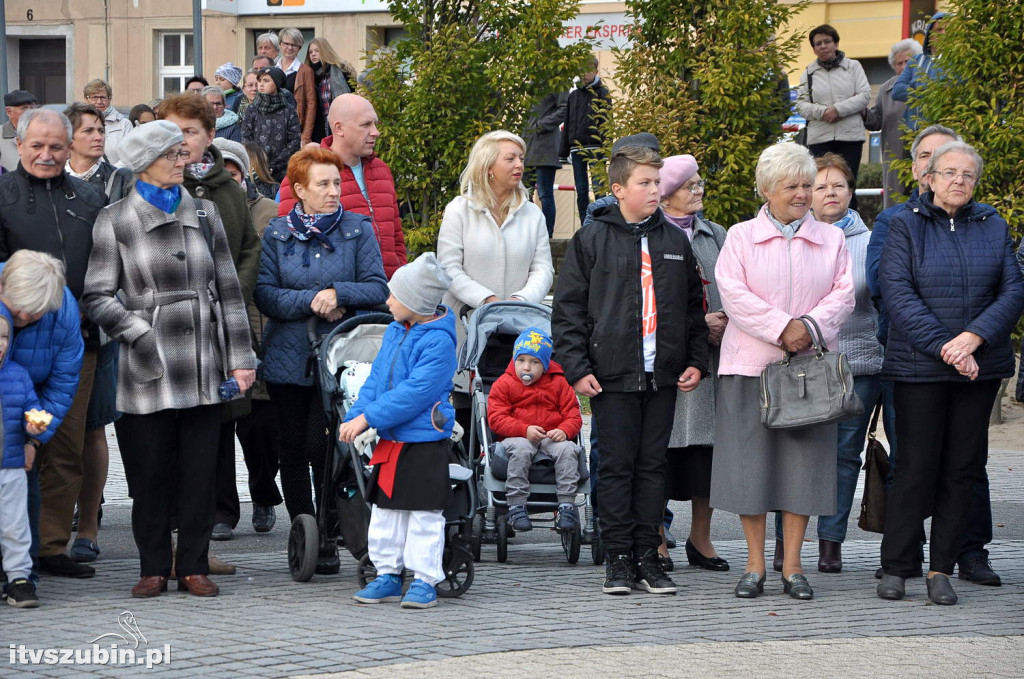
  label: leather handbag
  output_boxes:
[858,402,889,534]
[759,315,864,429]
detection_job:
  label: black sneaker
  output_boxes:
[634,549,677,594]
[7,579,39,608]
[39,554,94,579]
[958,556,1001,586]
[602,553,634,595]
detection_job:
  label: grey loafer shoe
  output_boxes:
[877,574,906,600]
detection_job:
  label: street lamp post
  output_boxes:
[1,0,9,123]
[193,0,203,77]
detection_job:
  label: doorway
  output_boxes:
[19,39,67,104]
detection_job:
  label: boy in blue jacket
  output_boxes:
[339,253,456,610]
[0,302,50,608]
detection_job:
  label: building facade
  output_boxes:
[5,0,938,107]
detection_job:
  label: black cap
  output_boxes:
[4,90,38,107]
[611,133,661,156]
[256,66,287,93]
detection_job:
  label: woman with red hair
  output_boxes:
[254,148,389,573]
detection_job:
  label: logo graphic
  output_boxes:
[9,611,171,668]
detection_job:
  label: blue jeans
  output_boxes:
[775,375,895,542]
[571,150,602,226]
[527,166,557,237]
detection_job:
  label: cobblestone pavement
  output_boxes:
[4,435,1022,677]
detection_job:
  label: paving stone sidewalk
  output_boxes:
[5,538,1022,678]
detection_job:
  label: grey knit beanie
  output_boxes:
[212,137,250,177]
[388,253,452,317]
[118,120,184,173]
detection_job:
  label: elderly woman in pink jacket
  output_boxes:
[710,142,855,602]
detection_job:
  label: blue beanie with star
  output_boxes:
[513,327,553,372]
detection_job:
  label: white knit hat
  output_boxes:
[388,253,452,316]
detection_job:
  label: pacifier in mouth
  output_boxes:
[520,373,534,382]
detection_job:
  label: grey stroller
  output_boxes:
[460,301,599,564]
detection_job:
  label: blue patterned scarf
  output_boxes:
[286,205,342,266]
[135,180,182,214]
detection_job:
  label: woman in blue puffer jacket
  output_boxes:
[254,148,388,573]
[876,141,1024,607]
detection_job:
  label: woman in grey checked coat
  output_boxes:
[82,121,256,599]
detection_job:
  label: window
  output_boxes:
[158,32,194,96]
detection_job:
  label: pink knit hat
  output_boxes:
[659,154,699,201]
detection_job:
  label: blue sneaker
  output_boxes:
[353,574,403,604]
[400,579,437,609]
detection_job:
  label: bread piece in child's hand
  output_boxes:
[25,409,53,429]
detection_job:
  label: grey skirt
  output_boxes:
[710,375,837,516]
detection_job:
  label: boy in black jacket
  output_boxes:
[552,146,709,595]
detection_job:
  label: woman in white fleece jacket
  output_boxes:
[438,130,554,315]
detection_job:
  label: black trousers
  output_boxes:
[808,140,864,210]
[115,405,221,578]
[591,378,677,556]
[880,380,1000,577]
[236,398,284,507]
[214,419,241,528]
[266,383,329,521]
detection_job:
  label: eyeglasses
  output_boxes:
[161,150,190,162]
[209,101,225,108]
[86,95,111,103]
[930,169,977,184]
[281,41,300,48]
[813,38,835,47]
[683,180,706,194]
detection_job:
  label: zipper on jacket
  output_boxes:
[949,217,955,232]
[786,240,794,314]
[634,235,645,392]
[45,180,69,273]
[386,326,412,390]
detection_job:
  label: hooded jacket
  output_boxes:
[277,138,408,279]
[0,303,43,469]
[892,12,949,130]
[552,203,710,391]
[879,194,1024,382]
[343,307,458,443]
[0,263,83,446]
[488,359,582,440]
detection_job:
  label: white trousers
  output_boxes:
[0,468,32,581]
[367,505,445,585]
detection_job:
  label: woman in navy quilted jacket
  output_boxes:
[254,148,388,574]
[876,141,1024,606]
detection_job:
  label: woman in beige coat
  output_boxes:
[83,121,256,599]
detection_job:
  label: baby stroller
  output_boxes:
[460,301,599,565]
[287,312,477,598]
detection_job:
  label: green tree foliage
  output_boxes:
[900,1,1024,240]
[600,0,806,227]
[365,0,593,254]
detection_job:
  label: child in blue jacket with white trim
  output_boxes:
[0,302,50,608]
[339,253,456,609]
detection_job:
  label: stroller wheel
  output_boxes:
[470,514,483,562]
[496,518,509,563]
[591,529,605,566]
[288,514,319,582]
[561,526,581,565]
[436,544,474,598]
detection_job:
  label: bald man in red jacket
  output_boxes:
[278,94,407,278]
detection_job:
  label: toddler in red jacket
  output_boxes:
[488,327,583,532]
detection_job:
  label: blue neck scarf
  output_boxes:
[831,209,857,231]
[286,205,343,266]
[135,180,182,214]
